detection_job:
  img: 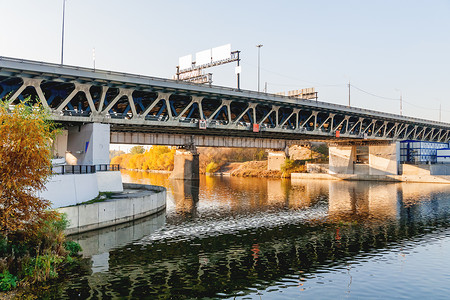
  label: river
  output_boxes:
[43,170,450,299]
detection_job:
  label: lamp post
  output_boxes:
[256,44,263,92]
[61,0,66,65]
[395,88,402,116]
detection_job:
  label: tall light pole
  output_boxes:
[395,89,402,116]
[256,44,263,92]
[61,0,66,65]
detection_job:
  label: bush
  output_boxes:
[205,161,221,173]
[22,254,63,284]
[281,159,306,177]
[64,241,82,256]
[0,270,17,291]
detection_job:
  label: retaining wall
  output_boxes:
[58,183,166,235]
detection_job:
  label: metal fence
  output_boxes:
[52,164,120,175]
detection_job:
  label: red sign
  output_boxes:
[335,130,340,138]
[253,123,260,133]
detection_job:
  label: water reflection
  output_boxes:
[49,172,450,299]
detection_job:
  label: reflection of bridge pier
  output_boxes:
[170,178,200,216]
[328,181,398,222]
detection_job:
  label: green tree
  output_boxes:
[130,145,145,155]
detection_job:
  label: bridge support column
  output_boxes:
[66,123,110,166]
[329,143,399,175]
[267,151,287,171]
[170,148,199,180]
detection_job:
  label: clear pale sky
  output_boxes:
[1,0,449,122]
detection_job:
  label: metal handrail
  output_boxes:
[51,164,120,175]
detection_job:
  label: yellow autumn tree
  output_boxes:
[0,101,56,238]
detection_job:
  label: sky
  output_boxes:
[1,0,450,124]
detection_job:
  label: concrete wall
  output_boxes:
[58,183,166,235]
[329,146,354,174]
[368,143,398,175]
[97,171,123,192]
[170,149,199,180]
[402,164,431,176]
[268,151,286,171]
[430,164,450,175]
[307,163,329,173]
[42,171,123,208]
[41,173,99,208]
[66,123,110,165]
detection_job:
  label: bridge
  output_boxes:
[1,56,449,178]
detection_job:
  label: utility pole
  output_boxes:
[61,0,66,65]
[348,80,351,107]
[236,50,241,90]
[264,82,267,93]
[400,93,403,116]
[439,103,442,122]
[256,44,263,92]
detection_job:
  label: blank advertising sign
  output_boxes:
[212,44,231,61]
[196,49,212,66]
[179,54,192,70]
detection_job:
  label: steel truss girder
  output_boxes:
[1,73,450,143]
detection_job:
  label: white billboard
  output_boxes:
[179,54,192,70]
[195,49,211,66]
[212,44,231,61]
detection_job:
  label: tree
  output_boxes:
[0,101,56,238]
[130,145,145,155]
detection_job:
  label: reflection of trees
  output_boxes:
[58,191,450,299]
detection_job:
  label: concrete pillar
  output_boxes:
[329,143,399,175]
[169,149,199,180]
[52,129,68,158]
[368,143,399,175]
[267,151,286,171]
[328,145,355,174]
[66,123,110,165]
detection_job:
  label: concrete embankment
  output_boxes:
[291,173,450,184]
[58,183,166,235]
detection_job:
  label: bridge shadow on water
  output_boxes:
[41,172,450,299]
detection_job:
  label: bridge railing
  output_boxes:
[51,164,120,175]
[97,164,120,172]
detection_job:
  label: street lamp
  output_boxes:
[61,0,66,65]
[395,88,402,116]
[256,44,263,92]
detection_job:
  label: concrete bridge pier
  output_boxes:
[169,147,200,180]
[267,149,288,171]
[65,123,111,166]
[328,142,399,175]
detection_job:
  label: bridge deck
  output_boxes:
[1,56,449,144]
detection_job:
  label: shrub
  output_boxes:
[0,270,17,291]
[64,241,82,256]
[205,161,221,173]
[22,254,63,284]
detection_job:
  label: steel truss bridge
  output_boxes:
[1,56,449,146]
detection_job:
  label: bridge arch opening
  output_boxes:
[131,90,158,115]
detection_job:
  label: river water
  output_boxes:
[45,170,450,299]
